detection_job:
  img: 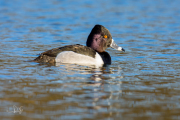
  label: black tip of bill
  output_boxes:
[122,48,125,52]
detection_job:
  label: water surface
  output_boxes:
[0,0,180,119]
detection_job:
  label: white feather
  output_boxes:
[55,51,104,67]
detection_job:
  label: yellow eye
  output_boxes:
[104,35,107,38]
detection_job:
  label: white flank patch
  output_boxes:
[55,51,104,67]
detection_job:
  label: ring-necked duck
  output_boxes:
[34,24,125,66]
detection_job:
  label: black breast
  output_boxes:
[98,52,111,64]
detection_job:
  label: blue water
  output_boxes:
[0,0,180,119]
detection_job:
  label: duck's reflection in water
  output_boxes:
[54,64,123,112]
[88,67,123,112]
[38,62,123,113]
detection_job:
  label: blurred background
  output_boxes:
[0,0,180,119]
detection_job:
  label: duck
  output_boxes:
[33,24,125,66]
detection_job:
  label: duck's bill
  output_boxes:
[110,39,125,52]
